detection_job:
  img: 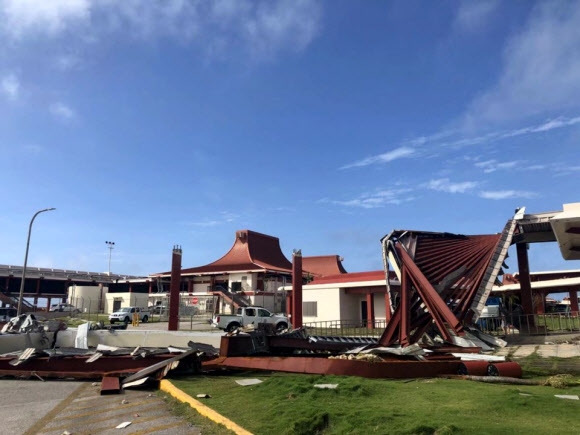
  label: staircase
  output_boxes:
[0,293,35,311]
[470,217,518,319]
[212,285,251,309]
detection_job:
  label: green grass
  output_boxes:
[170,370,580,435]
[158,392,235,434]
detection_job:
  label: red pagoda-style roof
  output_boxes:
[302,255,347,277]
[310,270,397,285]
[179,230,294,275]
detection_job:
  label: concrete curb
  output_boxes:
[160,379,253,435]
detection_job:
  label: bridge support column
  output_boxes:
[516,243,534,317]
[570,287,579,315]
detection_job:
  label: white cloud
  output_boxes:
[188,211,239,226]
[344,115,580,170]
[474,160,519,174]
[479,190,537,200]
[426,178,479,194]
[54,54,82,71]
[0,0,91,38]
[465,2,580,125]
[0,0,322,61]
[340,147,415,169]
[323,188,414,209]
[1,73,20,100]
[49,102,75,120]
[454,0,499,33]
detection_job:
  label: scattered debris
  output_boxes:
[101,376,121,395]
[554,395,579,400]
[313,384,338,389]
[543,374,576,389]
[115,421,132,429]
[235,378,263,386]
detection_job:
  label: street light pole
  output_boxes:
[106,241,115,275]
[17,207,56,316]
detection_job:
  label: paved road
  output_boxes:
[1,379,84,435]
[0,379,202,435]
[0,324,226,435]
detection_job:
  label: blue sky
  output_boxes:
[1,0,579,278]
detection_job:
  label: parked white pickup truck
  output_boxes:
[211,306,289,332]
[109,306,150,324]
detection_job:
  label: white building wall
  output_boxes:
[68,285,108,313]
[193,283,210,293]
[104,293,149,314]
[374,293,388,321]
[229,272,255,291]
[339,293,363,322]
[302,287,341,323]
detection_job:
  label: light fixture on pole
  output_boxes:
[17,207,56,316]
[106,241,115,275]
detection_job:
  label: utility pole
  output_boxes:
[18,208,56,316]
[106,241,115,275]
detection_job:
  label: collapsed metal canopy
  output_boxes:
[379,215,517,347]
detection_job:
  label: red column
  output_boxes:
[214,294,221,315]
[384,292,392,322]
[148,280,153,294]
[168,246,182,331]
[292,250,303,328]
[516,243,534,316]
[46,298,51,311]
[366,291,375,329]
[570,288,579,315]
[187,280,194,293]
[286,293,293,321]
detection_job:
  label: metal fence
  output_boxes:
[305,313,580,339]
[478,312,580,336]
[303,319,388,338]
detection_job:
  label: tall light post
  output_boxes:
[106,241,115,275]
[17,207,56,316]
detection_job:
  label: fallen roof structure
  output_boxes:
[377,211,518,348]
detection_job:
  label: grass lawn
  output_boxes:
[169,367,580,435]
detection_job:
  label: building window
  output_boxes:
[303,301,317,317]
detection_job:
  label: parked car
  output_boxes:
[211,306,289,332]
[109,306,150,324]
[49,303,80,313]
[0,307,17,322]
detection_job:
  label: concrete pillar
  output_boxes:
[168,246,182,331]
[516,243,534,316]
[148,280,153,294]
[366,292,375,329]
[570,288,579,314]
[292,250,303,329]
[537,293,546,314]
[35,278,41,301]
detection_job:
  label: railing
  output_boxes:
[213,285,251,308]
[303,319,388,338]
[477,312,580,336]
